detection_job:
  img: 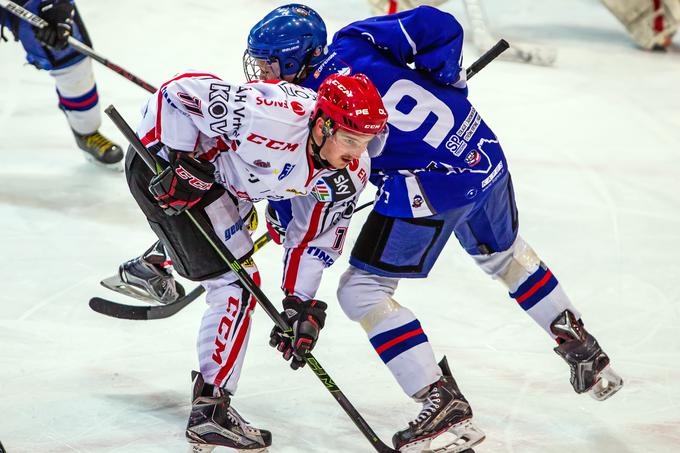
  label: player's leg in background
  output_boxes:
[458,172,623,401]
[12,2,123,168]
[338,208,485,452]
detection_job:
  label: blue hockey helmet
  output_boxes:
[244,4,327,83]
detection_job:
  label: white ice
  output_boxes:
[1,0,679,452]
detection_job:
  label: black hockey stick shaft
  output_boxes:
[0,0,157,93]
[104,104,398,453]
[466,38,509,79]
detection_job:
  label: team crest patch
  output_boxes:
[464,150,481,167]
[311,179,332,202]
[412,195,424,208]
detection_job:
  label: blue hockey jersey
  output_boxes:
[302,6,508,218]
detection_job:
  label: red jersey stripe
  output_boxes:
[283,202,325,294]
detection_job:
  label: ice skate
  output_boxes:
[102,249,184,305]
[186,371,271,453]
[72,129,124,170]
[550,309,623,401]
[393,357,485,453]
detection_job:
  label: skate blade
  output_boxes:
[81,151,124,172]
[100,275,162,304]
[187,444,268,453]
[187,443,215,453]
[589,365,623,401]
[402,419,485,453]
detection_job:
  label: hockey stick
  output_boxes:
[89,202,374,320]
[89,39,509,321]
[104,104,401,453]
[463,0,557,67]
[0,0,157,93]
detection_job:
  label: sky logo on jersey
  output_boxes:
[278,163,296,180]
[311,179,332,202]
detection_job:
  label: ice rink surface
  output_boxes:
[1,0,680,451]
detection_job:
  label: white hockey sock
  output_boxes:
[338,266,441,396]
[50,57,101,135]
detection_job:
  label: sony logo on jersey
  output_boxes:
[256,97,305,116]
[246,133,299,152]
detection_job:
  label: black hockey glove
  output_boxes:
[34,0,74,50]
[270,295,327,370]
[148,153,215,216]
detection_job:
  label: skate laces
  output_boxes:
[84,132,115,155]
[227,407,259,435]
[411,387,442,426]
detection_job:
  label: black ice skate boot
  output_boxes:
[393,357,485,453]
[109,241,184,304]
[72,129,124,170]
[550,309,623,401]
[186,371,272,453]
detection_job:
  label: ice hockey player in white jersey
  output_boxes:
[123,71,387,452]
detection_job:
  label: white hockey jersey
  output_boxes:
[136,71,370,299]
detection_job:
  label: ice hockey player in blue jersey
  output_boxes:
[0,0,122,168]
[245,4,624,452]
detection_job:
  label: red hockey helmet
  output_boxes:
[312,73,388,135]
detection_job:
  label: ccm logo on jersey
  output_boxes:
[311,168,357,202]
[176,165,213,190]
[247,133,299,152]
